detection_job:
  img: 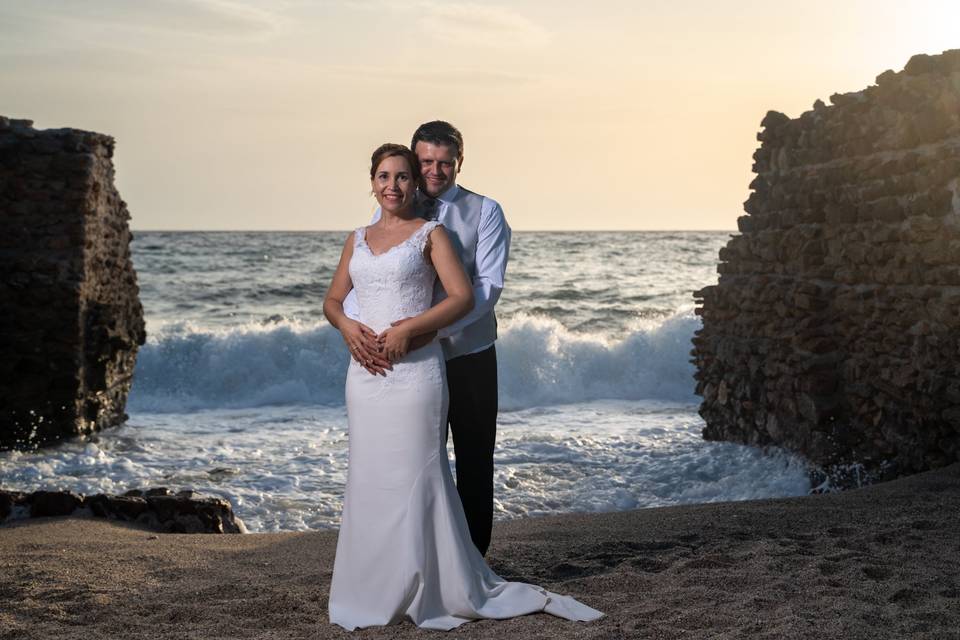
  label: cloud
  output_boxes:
[342,0,550,48]
[417,2,550,48]
[143,0,283,38]
[0,46,160,77]
[0,0,283,42]
[308,63,539,87]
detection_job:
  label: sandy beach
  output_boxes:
[1,463,957,639]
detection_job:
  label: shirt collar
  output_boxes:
[433,183,459,204]
[414,183,458,220]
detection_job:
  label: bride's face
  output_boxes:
[371,155,416,214]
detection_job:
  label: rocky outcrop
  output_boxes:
[0,117,146,450]
[692,49,960,484]
[0,487,246,533]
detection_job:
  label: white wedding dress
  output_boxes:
[328,221,603,631]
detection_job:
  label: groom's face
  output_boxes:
[414,141,460,198]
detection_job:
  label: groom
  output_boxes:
[342,121,511,557]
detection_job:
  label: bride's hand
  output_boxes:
[391,318,437,352]
[340,319,390,375]
[378,325,412,363]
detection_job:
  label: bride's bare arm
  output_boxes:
[379,226,474,362]
[323,234,391,375]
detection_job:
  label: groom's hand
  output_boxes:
[390,318,438,352]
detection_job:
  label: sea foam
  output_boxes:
[129,311,701,413]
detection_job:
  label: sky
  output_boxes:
[1,1,958,231]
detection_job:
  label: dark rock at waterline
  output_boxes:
[0,490,25,520]
[29,490,84,517]
[692,48,960,485]
[0,116,146,451]
[0,487,246,534]
[86,493,149,520]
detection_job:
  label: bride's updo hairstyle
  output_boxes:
[369,143,421,183]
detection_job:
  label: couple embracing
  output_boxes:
[323,121,602,631]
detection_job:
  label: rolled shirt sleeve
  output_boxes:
[437,198,511,339]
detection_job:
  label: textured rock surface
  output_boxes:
[0,116,146,450]
[692,49,960,483]
[0,487,246,533]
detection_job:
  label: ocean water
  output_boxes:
[0,231,813,532]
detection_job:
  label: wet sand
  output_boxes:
[2,462,958,639]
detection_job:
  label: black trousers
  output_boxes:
[445,344,498,557]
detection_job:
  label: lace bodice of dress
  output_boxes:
[348,221,442,334]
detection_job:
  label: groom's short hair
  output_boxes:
[411,121,464,162]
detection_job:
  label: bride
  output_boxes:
[322,143,603,631]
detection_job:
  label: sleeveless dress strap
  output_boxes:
[413,221,443,254]
[353,226,367,248]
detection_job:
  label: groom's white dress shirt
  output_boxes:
[342,183,510,358]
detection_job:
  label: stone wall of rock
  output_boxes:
[0,117,145,450]
[692,49,960,483]
[0,487,246,534]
